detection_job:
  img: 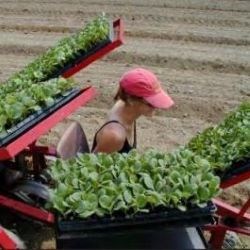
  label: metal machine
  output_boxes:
[0,18,249,249]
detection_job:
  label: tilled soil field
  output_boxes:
[0,0,249,248]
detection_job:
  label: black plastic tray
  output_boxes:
[218,157,250,181]
[43,22,114,81]
[57,201,216,233]
[0,88,81,147]
[56,226,208,250]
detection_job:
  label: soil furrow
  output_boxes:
[0,24,75,33]
[126,31,250,46]
[105,52,250,76]
[0,23,249,47]
[0,7,249,28]
[1,0,250,13]
[0,44,47,56]
[0,1,250,249]
[0,43,249,76]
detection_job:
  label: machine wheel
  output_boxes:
[10,180,51,207]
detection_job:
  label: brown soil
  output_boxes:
[0,0,249,248]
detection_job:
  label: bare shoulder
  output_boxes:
[99,124,126,142]
[93,122,126,153]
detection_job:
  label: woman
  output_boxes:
[91,67,174,153]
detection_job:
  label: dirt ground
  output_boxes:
[0,0,249,248]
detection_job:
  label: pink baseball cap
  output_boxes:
[119,68,174,109]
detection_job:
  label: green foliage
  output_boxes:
[4,13,110,88]
[187,101,250,171]
[0,77,75,134]
[0,14,110,134]
[48,102,250,220]
[48,148,220,219]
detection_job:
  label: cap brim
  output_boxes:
[144,89,174,109]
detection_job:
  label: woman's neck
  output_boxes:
[108,100,140,127]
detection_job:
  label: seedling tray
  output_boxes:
[0,88,81,147]
[45,22,114,81]
[57,201,216,233]
[56,226,208,250]
[217,157,250,181]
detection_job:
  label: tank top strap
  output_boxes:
[94,120,126,134]
[133,121,137,148]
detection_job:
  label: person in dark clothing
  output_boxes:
[91,67,174,154]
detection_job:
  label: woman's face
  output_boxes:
[137,99,156,117]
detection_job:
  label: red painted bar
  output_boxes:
[26,144,57,156]
[212,198,250,220]
[0,226,17,250]
[205,223,250,236]
[239,198,250,218]
[0,195,54,224]
[220,170,250,189]
[0,87,96,160]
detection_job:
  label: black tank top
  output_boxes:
[91,120,136,153]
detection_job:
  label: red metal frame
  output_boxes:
[220,170,250,189]
[0,19,124,243]
[0,18,124,161]
[204,169,250,249]
[0,195,55,224]
[0,86,96,161]
[0,226,17,250]
[213,198,250,222]
[204,198,250,248]
[25,144,57,156]
[0,87,95,227]
[62,19,124,78]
